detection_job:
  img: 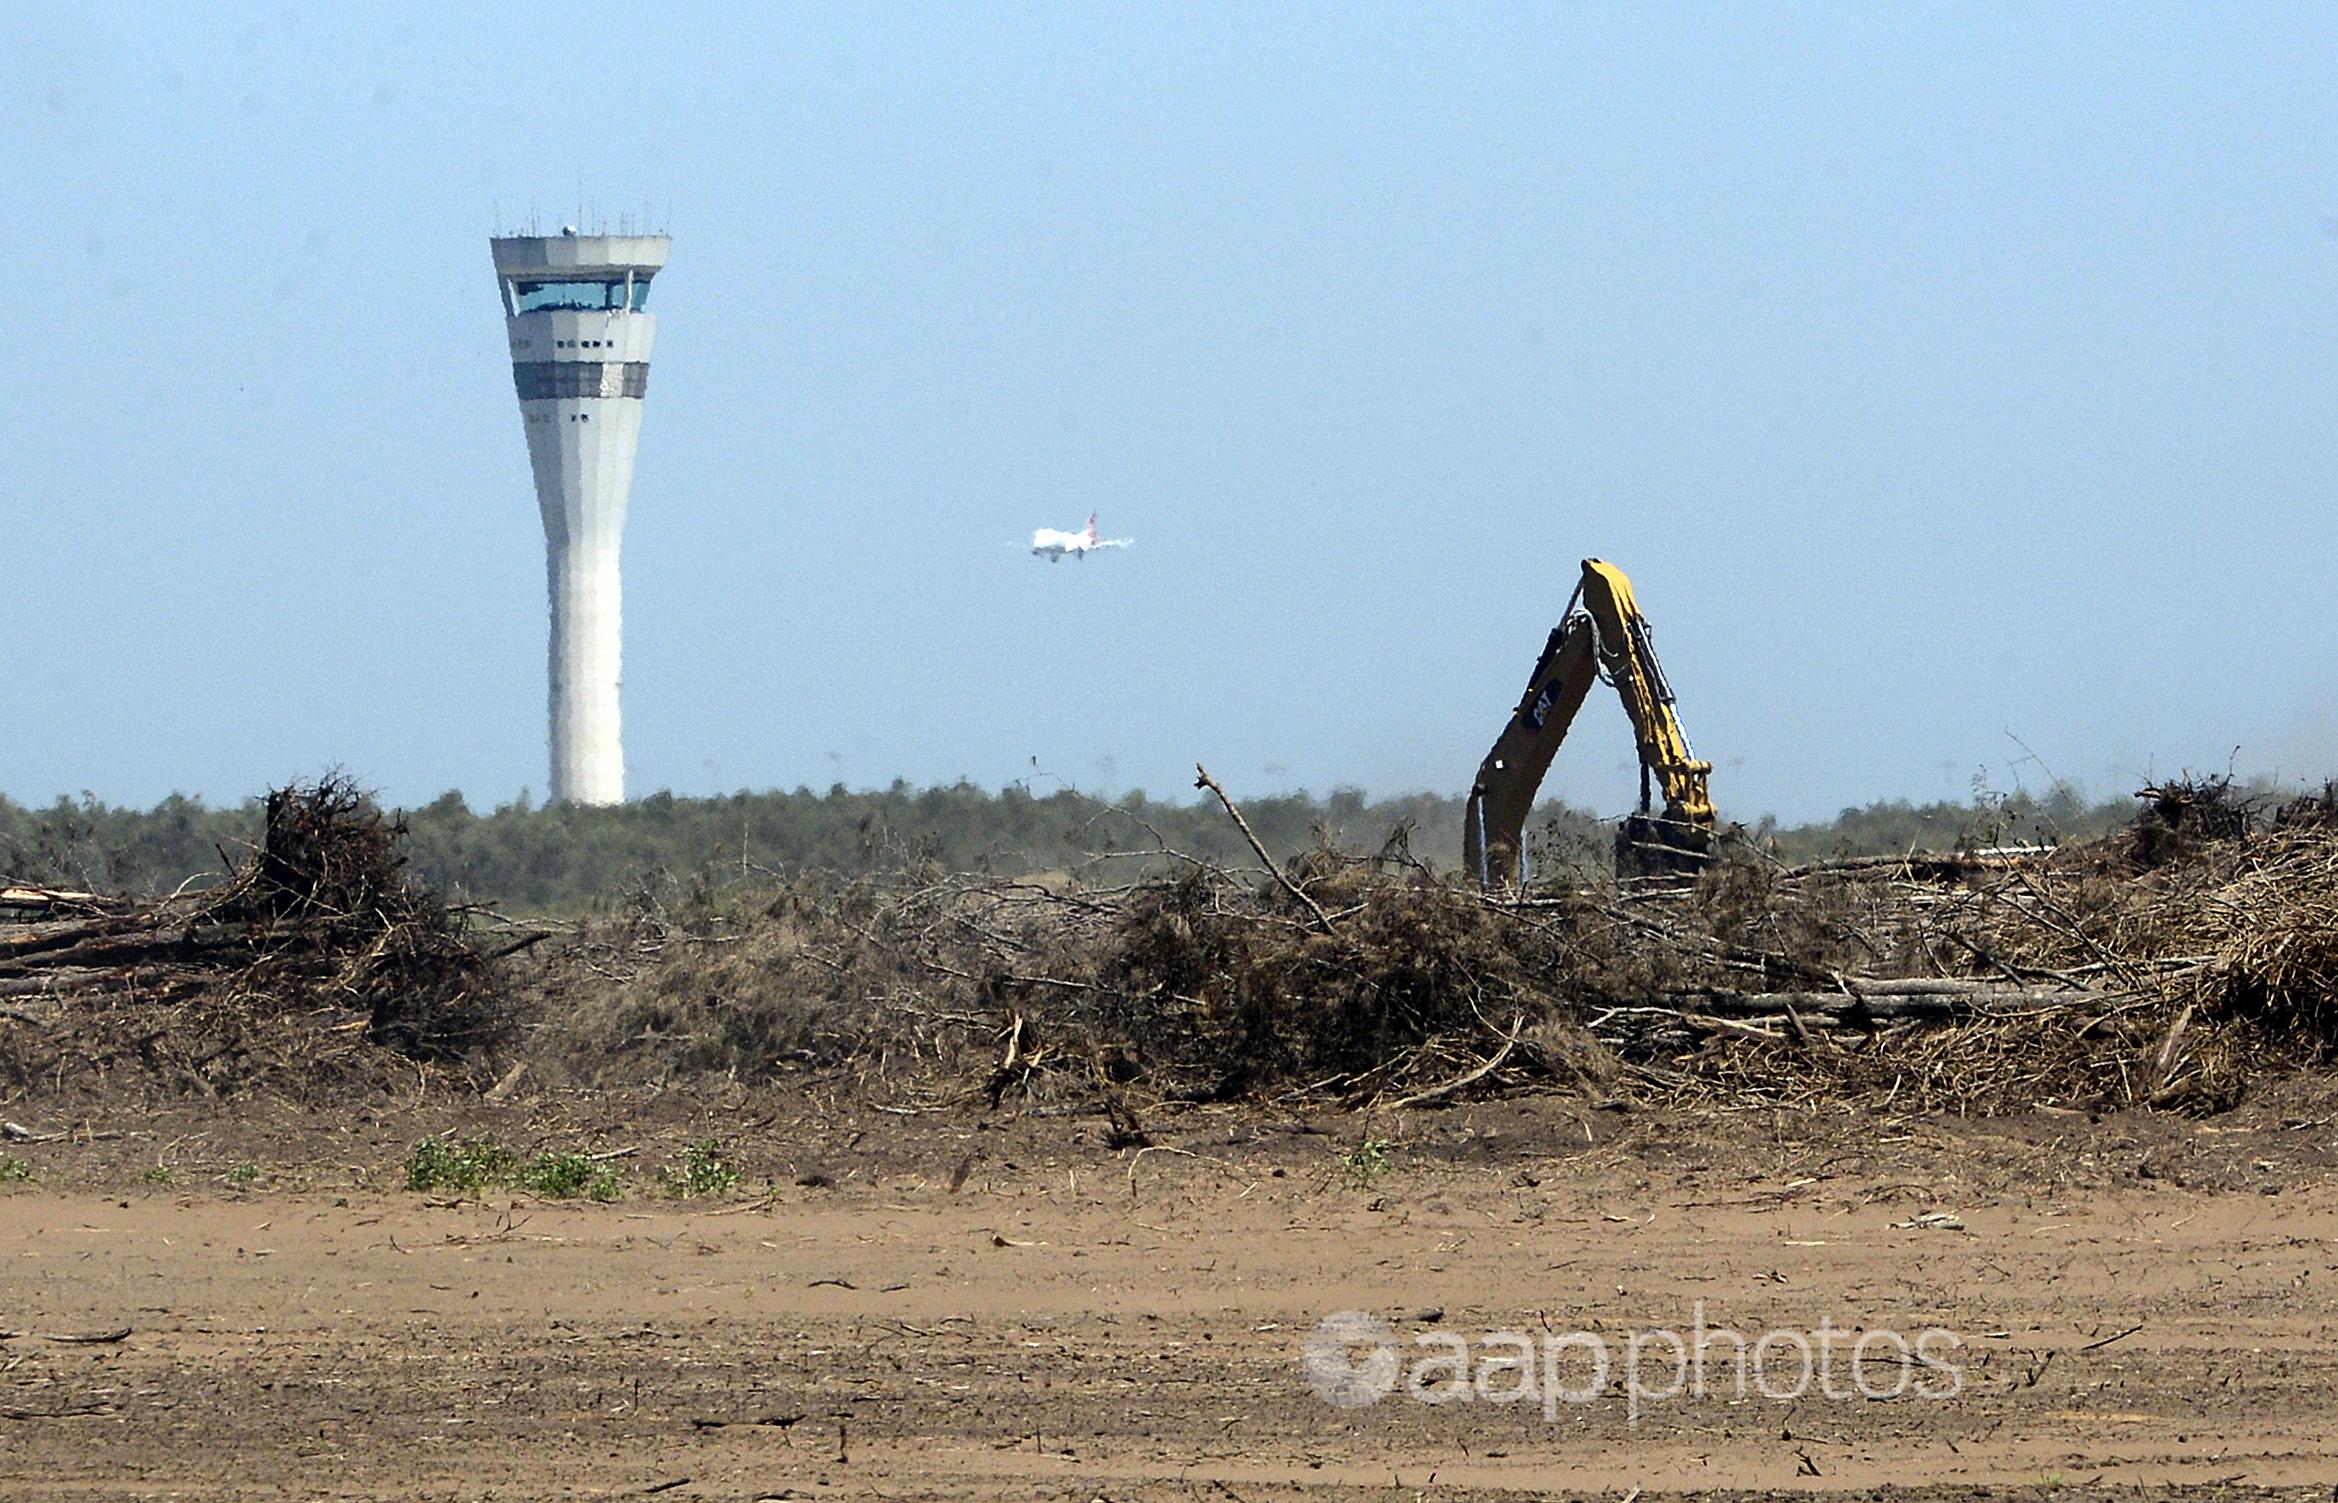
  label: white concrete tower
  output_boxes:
[490,231,670,805]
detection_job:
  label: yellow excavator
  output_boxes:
[1464,558,1715,886]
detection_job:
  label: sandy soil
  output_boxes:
[5,1092,2338,1501]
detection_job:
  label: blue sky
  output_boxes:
[6,3,2336,822]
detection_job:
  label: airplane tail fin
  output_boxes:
[1085,511,1098,546]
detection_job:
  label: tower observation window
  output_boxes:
[511,276,653,313]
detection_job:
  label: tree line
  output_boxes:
[0,778,2141,912]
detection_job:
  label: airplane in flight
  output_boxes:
[1030,511,1132,562]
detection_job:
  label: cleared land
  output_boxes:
[5,1094,2338,1501]
[8,780,2338,1499]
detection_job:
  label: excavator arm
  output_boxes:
[1464,558,1715,886]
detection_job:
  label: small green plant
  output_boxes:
[661,1139,739,1199]
[404,1135,622,1200]
[515,1151,622,1202]
[1336,1136,1393,1191]
[140,1165,177,1188]
[225,1162,261,1188]
[0,1156,34,1184]
[403,1135,518,1193]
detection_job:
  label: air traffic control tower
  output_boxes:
[491,231,670,805]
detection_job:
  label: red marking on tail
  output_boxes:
[1085,511,1098,545]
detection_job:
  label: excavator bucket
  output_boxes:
[1615,813,1715,878]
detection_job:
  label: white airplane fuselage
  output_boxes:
[1030,512,1131,561]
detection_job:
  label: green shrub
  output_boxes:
[515,1151,621,1202]
[661,1139,738,1199]
[404,1135,518,1193]
[405,1135,621,1200]
[1336,1136,1392,1191]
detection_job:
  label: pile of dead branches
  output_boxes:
[0,779,518,1100]
[532,771,2338,1119]
[533,795,1639,1104]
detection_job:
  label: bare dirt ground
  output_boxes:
[7,1088,2338,1501]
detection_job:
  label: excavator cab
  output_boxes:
[1465,558,1715,886]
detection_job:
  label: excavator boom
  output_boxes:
[1465,558,1715,885]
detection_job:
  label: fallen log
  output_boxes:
[0,887,110,911]
[1779,845,2057,880]
[1843,977,2083,996]
[1678,986,2111,1021]
[0,914,165,960]
[0,968,172,999]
